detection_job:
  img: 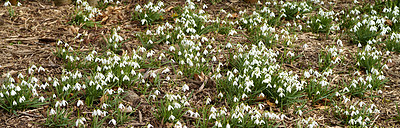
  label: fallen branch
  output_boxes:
[195,76,208,95]
[17,112,43,118]
[4,37,39,42]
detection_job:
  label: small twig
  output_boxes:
[23,107,44,113]
[185,78,203,85]
[283,64,300,70]
[195,77,209,95]
[131,123,146,126]
[330,75,340,85]
[4,37,39,42]
[101,33,110,46]
[5,115,17,125]
[371,114,380,126]
[139,110,142,123]
[17,112,43,118]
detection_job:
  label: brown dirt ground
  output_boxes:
[0,0,399,127]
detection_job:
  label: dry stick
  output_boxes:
[23,107,44,113]
[195,77,209,95]
[371,114,380,126]
[131,123,146,126]
[330,75,340,86]
[5,115,17,126]
[102,33,110,46]
[139,110,143,123]
[4,37,39,41]
[17,112,43,118]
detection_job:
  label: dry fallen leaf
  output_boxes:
[314,104,330,110]
[385,19,393,26]
[100,94,109,104]
[255,95,267,101]
[266,100,276,107]
[194,72,205,82]
[165,6,174,12]
[165,122,174,128]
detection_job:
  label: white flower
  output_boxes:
[337,39,343,47]
[141,19,147,25]
[206,97,212,105]
[297,110,303,116]
[228,29,237,36]
[49,108,56,115]
[203,4,207,9]
[167,105,174,111]
[174,121,183,128]
[4,1,11,6]
[154,90,160,95]
[304,71,311,78]
[169,46,175,51]
[218,92,223,98]
[109,119,117,125]
[118,103,126,110]
[61,100,68,107]
[10,90,16,96]
[123,75,130,81]
[76,117,86,126]
[17,2,21,6]
[182,84,189,92]
[77,100,84,107]
[117,87,124,93]
[168,115,175,121]
[303,44,308,48]
[101,103,110,109]
[215,121,222,127]
[147,124,153,128]
[233,97,239,102]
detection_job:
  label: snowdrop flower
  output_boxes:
[206,97,212,105]
[117,87,124,93]
[337,39,343,47]
[141,19,147,25]
[358,43,362,47]
[77,100,84,107]
[17,2,21,6]
[49,108,56,115]
[118,103,126,110]
[4,1,11,6]
[10,90,16,96]
[228,29,237,36]
[154,90,160,95]
[109,119,117,125]
[19,96,25,103]
[123,75,130,81]
[218,92,223,98]
[39,96,45,102]
[226,43,232,48]
[182,84,189,92]
[76,117,86,127]
[303,44,308,49]
[169,115,175,121]
[215,121,222,127]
